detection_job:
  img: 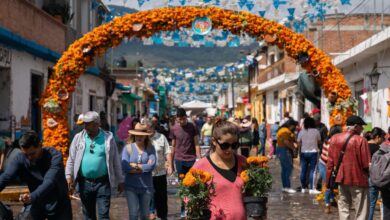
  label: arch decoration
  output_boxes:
[40,6,355,159]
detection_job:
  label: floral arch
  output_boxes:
[40,6,354,159]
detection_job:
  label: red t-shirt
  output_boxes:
[170,122,199,161]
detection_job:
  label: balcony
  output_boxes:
[0,0,66,54]
[255,56,299,84]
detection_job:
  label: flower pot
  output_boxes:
[243,196,267,218]
[187,209,211,220]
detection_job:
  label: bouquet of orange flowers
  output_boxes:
[240,156,273,197]
[179,168,215,219]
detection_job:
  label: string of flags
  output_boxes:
[101,0,354,33]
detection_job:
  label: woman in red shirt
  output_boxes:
[192,118,247,219]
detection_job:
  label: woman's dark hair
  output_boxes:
[19,130,40,149]
[303,112,309,119]
[303,117,316,129]
[281,119,298,128]
[328,125,342,139]
[252,118,259,130]
[210,117,239,151]
[365,127,386,141]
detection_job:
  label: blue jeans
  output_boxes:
[175,160,195,215]
[318,162,334,205]
[300,152,318,189]
[203,136,211,146]
[276,147,293,188]
[369,178,379,220]
[126,190,152,220]
[79,178,111,220]
[259,138,266,156]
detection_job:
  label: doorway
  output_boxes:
[31,73,43,135]
[0,68,11,136]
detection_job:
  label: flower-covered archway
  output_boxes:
[41,6,354,159]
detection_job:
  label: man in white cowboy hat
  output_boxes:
[66,111,124,220]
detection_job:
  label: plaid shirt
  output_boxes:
[326,131,371,187]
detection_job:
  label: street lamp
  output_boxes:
[368,70,381,91]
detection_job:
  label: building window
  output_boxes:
[279,52,284,60]
[269,54,275,65]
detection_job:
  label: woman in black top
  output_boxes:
[252,118,260,156]
[365,127,385,220]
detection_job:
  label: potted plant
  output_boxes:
[179,168,215,220]
[240,156,273,219]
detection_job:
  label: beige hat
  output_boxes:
[128,123,153,136]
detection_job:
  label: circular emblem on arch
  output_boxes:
[192,16,212,35]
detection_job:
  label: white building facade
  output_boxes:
[332,27,390,130]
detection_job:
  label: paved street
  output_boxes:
[5,157,382,219]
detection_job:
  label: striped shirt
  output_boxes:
[320,142,329,165]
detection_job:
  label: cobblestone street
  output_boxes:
[5,157,382,219]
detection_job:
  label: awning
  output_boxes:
[120,93,142,104]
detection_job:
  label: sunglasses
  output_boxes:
[215,139,239,150]
[90,143,95,154]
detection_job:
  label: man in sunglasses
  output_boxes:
[66,111,124,220]
[0,130,72,219]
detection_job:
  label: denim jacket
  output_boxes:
[65,129,124,187]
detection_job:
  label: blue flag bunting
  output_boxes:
[258,10,266,17]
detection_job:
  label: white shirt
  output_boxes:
[150,132,171,176]
[297,128,321,153]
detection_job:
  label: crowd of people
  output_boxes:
[0,107,390,220]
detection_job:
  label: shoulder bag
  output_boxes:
[327,134,354,190]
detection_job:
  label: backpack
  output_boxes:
[370,146,390,188]
[0,201,13,220]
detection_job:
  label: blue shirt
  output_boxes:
[121,143,156,193]
[259,123,267,139]
[0,147,69,213]
[271,124,279,140]
[80,129,108,178]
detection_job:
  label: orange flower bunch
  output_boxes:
[247,156,269,168]
[241,156,272,197]
[182,168,213,187]
[179,168,215,218]
[41,6,352,162]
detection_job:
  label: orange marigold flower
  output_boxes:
[240,170,249,183]
[182,173,196,187]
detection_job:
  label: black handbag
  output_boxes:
[327,134,354,190]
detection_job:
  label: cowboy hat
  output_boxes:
[128,123,153,136]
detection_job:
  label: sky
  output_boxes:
[102,0,390,18]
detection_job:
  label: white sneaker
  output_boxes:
[283,188,296,193]
[301,188,308,193]
[309,189,321,195]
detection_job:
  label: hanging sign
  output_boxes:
[192,17,212,35]
[0,46,11,68]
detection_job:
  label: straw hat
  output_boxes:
[128,123,153,136]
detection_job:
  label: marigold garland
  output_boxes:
[41,6,352,161]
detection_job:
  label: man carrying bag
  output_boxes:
[326,116,371,220]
